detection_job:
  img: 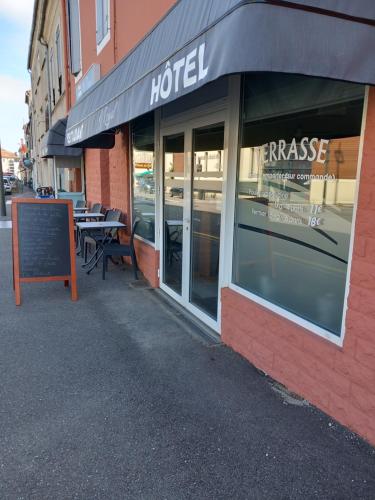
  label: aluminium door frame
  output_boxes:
[158,101,234,333]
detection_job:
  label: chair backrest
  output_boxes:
[76,199,85,208]
[130,218,141,248]
[91,202,102,213]
[164,220,172,246]
[105,209,122,222]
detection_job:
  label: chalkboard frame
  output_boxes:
[12,198,78,305]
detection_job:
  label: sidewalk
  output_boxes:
[0,188,35,220]
[0,196,374,499]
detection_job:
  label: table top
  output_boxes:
[73,212,104,220]
[76,221,126,230]
[73,207,88,212]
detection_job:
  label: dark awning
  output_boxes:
[65,0,375,148]
[42,118,82,157]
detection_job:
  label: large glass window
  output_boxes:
[56,157,83,194]
[57,168,82,193]
[233,73,365,336]
[131,112,155,243]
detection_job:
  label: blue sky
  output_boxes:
[0,0,33,153]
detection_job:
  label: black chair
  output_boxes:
[102,219,140,280]
[91,202,102,213]
[165,221,182,265]
[83,208,122,263]
[75,199,86,208]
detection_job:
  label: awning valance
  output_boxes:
[42,118,82,158]
[65,0,375,148]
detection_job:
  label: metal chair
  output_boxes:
[91,202,102,213]
[75,202,103,254]
[102,219,140,280]
[75,199,86,208]
[165,221,182,265]
[83,209,122,264]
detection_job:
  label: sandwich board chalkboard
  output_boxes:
[12,198,78,305]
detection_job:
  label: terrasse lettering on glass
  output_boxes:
[262,138,329,163]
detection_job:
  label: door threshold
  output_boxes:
[147,288,221,347]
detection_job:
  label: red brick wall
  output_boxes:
[104,126,159,285]
[222,87,375,446]
[84,150,102,205]
[84,149,110,208]
[114,0,176,63]
[71,1,171,287]
[108,127,131,218]
[134,241,159,288]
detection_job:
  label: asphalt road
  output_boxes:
[0,197,374,499]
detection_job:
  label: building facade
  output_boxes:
[1,148,19,177]
[28,0,84,202]
[30,0,375,445]
[20,91,34,187]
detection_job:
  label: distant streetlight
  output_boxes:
[0,138,7,216]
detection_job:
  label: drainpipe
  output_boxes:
[39,37,58,197]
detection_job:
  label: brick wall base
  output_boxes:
[134,240,159,288]
[221,287,375,446]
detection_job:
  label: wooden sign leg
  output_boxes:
[15,279,21,306]
[70,278,78,301]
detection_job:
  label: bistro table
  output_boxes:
[73,207,89,212]
[74,213,105,251]
[76,221,126,273]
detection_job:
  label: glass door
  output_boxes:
[162,133,185,295]
[190,124,224,319]
[160,116,226,329]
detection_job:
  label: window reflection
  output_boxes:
[190,124,224,319]
[132,112,155,242]
[233,73,365,336]
[163,133,184,295]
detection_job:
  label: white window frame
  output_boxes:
[96,0,110,55]
[223,82,369,347]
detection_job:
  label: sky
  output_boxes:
[0,0,34,153]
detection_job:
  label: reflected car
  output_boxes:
[3,178,12,195]
[170,187,184,198]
